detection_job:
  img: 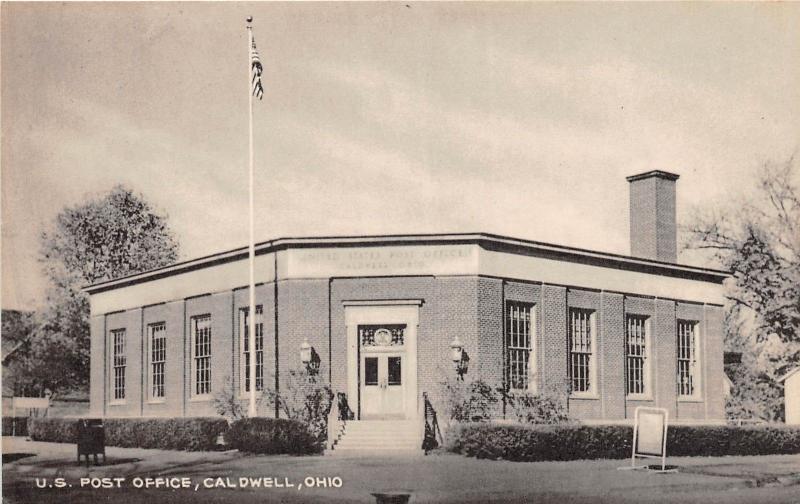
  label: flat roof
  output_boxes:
[85,232,729,294]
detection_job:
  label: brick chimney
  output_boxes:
[626,170,680,263]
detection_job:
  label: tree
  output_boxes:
[685,159,799,421]
[261,369,333,443]
[23,185,180,398]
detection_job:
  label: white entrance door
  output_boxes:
[360,353,405,419]
[358,325,407,419]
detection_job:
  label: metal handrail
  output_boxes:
[326,392,353,451]
[338,392,354,421]
[422,392,443,454]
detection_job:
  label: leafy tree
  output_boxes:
[685,159,799,421]
[213,375,250,420]
[20,185,180,398]
[2,310,38,396]
[261,368,333,443]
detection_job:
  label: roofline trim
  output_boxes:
[84,232,729,294]
[626,170,681,182]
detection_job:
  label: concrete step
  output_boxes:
[325,420,423,456]
[344,423,419,432]
[337,433,420,441]
[336,438,419,446]
[344,426,419,432]
[326,446,422,457]
[334,441,422,450]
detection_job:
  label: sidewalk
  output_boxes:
[3,436,799,503]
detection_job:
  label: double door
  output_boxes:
[360,352,405,419]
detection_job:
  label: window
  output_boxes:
[192,315,212,397]
[364,357,378,386]
[148,323,166,400]
[505,302,534,390]
[569,308,595,395]
[240,305,264,393]
[626,315,649,397]
[677,320,700,398]
[388,357,402,386]
[111,329,126,401]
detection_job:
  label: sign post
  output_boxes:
[618,406,677,473]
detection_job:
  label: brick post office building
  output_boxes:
[87,171,729,429]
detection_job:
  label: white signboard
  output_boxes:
[619,406,675,473]
[636,409,666,456]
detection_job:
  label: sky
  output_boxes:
[2,2,799,311]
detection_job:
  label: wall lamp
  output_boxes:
[450,335,469,379]
[300,338,320,374]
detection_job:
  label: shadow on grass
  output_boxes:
[16,457,142,468]
[2,453,36,463]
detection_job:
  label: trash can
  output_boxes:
[76,419,105,466]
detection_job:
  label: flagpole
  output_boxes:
[247,17,257,418]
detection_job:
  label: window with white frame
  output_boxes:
[569,308,595,394]
[677,320,700,398]
[506,302,534,391]
[192,315,212,397]
[240,305,264,393]
[111,329,126,401]
[148,322,166,400]
[625,315,650,397]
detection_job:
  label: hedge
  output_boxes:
[446,423,800,462]
[226,417,319,455]
[2,417,29,437]
[29,417,228,451]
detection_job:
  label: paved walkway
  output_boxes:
[2,437,799,503]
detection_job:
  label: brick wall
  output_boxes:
[183,292,232,417]
[623,296,656,419]
[566,289,602,419]
[655,176,678,263]
[504,281,542,393]
[232,284,275,417]
[654,298,678,417]
[541,285,568,395]
[330,276,437,419]
[704,305,725,421]
[88,274,724,424]
[601,292,625,419]
[477,278,503,396]
[629,175,677,262]
[277,279,329,416]
[434,277,480,409]
[104,309,141,418]
[141,302,182,417]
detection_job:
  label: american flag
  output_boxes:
[251,38,263,100]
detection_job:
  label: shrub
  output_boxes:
[2,417,30,437]
[213,375,249,421]
[103,418,228,451]
[226,417,319,455]
[261,369,333,444]
[29,417,228,451]
[440,377,499,423]
[446,423,800,462]
[29,418,78,442]
[504,387,570,425]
